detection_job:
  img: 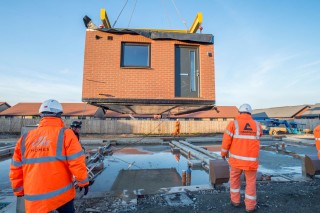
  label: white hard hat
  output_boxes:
[239,103,252,114]
[39,99,63,114]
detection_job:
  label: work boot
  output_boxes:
[231,201,240,207]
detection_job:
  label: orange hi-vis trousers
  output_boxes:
[230,167,257,211]
[173,127,180,136]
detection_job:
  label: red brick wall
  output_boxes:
[82,30,215,101]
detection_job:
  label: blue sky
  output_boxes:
[0,0,319,109]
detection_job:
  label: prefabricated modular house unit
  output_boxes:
[82,18,215,115]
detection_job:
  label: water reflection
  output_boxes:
[0,158,13,192]
[89,145,209,194]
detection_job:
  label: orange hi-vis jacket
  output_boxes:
[221,114,262,171]
[314,125,320,159]
[9,117,89,213]
[173,120,180,135]
[175,120,180,129]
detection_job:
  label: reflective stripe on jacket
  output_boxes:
[221,114,262,170]
[314,125,320,159]
[9,117,89,213]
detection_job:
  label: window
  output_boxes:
[121,43,150,68]
[190,50,196,92]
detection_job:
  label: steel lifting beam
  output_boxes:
[188,12,202,33]
[99,8,202,34]
[100,8,111,28]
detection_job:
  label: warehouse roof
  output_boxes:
[298,103,320,118]
[0,103,100,116]
[252,105,310,119]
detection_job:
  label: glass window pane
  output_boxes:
[122,43,150,67]
[190,51,196,91]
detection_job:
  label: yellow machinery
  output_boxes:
[100,8,203,33]
[269,126,288,135]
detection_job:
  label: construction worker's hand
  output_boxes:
[79,185,89,195]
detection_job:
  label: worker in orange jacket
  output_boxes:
[9,99,89,213]
[173,119,180,136]
[220,103,262,213]
[314,124,320,159]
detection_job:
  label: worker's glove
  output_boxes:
[79,185,89,196]
[221,152,229,160]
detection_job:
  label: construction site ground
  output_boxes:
[1,134,320,212]
[73,134,320,213]
[75,179,320,213]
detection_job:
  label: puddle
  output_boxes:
[258,150,302,176]
[89,145,209,197]
[0,202,10,210]
[0,158,12,193]
[284,145,317,156]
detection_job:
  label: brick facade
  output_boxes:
[82,30,215,102]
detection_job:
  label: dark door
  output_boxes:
[175,46,199,97]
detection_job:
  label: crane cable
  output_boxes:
[110,156,142,169]
[103,118,168,170]
[79,102,88,140]
[161,0,173,28]
[110,118,167,153]
[128,0,138,27]
[171,0,188,30]
[113,0,129,28]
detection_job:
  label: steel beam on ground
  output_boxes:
[178,141,221,159]
[0,145,15,158]
[170,141,211,165]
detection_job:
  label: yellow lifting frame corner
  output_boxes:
[188,12,203,33]
[100,8,111,28]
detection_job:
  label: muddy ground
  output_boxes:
[75,179,320,213]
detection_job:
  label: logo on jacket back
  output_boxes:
[30,136,50,152]
[244,123,253,131]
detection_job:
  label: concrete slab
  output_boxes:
[111,168,182,199]
[162,192,193,207]
[158,184,214,194]
[283,137,315,146]
[271,176,291,182]
[0,196,16,213]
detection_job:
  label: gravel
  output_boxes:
[75,179,320,212]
